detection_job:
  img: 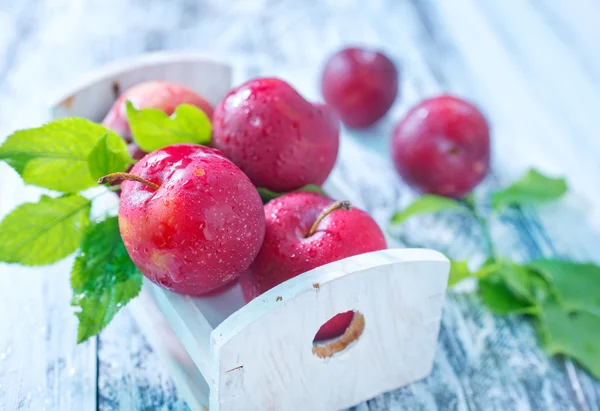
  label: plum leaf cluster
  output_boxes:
[0,104,210,342]
[390,168,600,379]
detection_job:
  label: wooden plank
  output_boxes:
[0,176,98,411]
[97,308,190,411]
[531,0,600,82]
[0,0,100,408]
[128,287,211,410]
[420,2,600,408]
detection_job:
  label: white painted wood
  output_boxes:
[142,247,449,411]
[50,51,233,121]
[48,53,450,410]
[0,261,97,411]
[211,248,449,411]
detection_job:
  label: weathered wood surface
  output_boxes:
[1,0,600,410]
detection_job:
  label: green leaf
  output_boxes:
[390,195,464,226]
[297,184,326,194]
[126,101,211,152]
[529,260,600,316]
[448,258,505,286]
[537,296,600,379]
[479,280,531,315]
[479,274,537,315]
[463,193,476,209]
[473,259,502,280]
[71,216,143,343]
[448,260,473,286]
[497,262,538,302]
[0,194,91,265]
[0,118,113,192]
[257,184,327,204]
[478,262,544,315]
[88,132,133,180]
[491,169,567,211]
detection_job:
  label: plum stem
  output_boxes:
[306,200,352,237]
[98,172,159,191]
[462,198,499,261]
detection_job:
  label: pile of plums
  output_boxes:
[101,46,489,340]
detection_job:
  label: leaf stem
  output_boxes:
[463,199,499,261]
[479,215,498,259]
[306,200,352,237]
[98,172,159,191]
[474,261,503,279]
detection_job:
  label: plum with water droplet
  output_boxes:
[212,78,340,192]
[391,95,490,198]
[238,192,386,340]
[112,144,265,295]
[321,47,399,128]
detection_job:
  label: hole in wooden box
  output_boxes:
[312,310,365,358]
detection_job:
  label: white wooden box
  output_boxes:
[50,52,450,411]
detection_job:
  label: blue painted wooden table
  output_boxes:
[1,0,600,409]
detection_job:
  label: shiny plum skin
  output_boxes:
[391,95,490,198]
[239,192,386,341]
[102,80,214,142]
[212,78,340,192]
[321,47,398,129]
[119,144,265,295]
